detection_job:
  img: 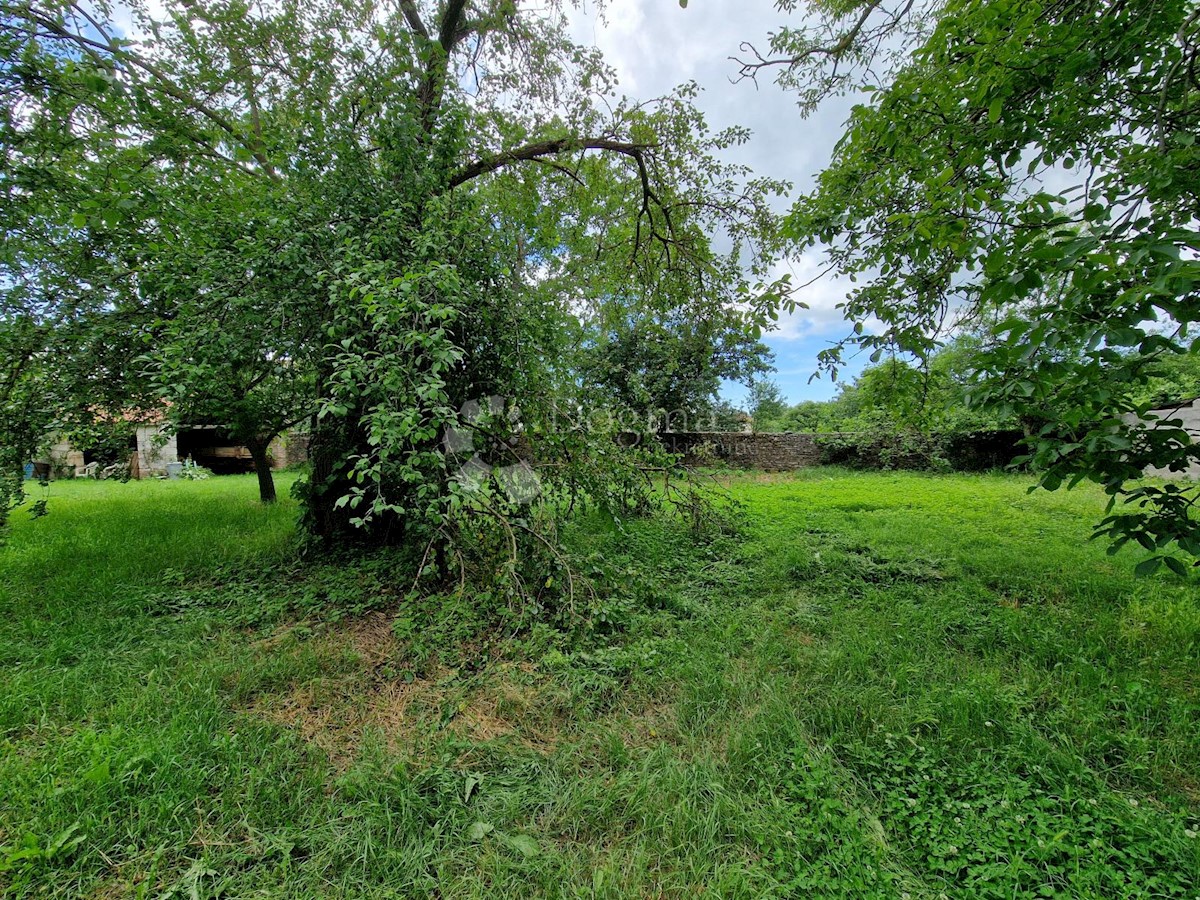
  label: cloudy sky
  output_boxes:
[569,0,868,405]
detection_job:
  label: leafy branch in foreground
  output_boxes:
[768,0,1200,567]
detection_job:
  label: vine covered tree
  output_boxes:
[1,0,792,593]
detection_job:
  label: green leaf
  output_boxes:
[82,760,111,785]
[502,834,541,858]
[46,823,85,858]
[464,773,482,803]
[1162,556,1189,577]
[467,822,494,841]
[1133,557,1161,578]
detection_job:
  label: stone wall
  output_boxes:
[284,432,311,467]
[267,434,289,470]
[621,431,827,471]
[258,431,821,473]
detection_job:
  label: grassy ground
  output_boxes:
[1,470,1199,897]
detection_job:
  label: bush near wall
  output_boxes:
[816,429,1027,473]
[943,429,1029,472]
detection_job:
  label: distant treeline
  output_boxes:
[744,337,1200,472]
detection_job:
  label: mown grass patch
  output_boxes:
[2,470,1199,897]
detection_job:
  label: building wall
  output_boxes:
[42,428,1035,479]
[36,426,305,479]
[33,435,85,478]
[617,431,826,471]
[1127,399,1200,479]
[135,426,177,477]
[141,427,300,476]
[46,437,85,475]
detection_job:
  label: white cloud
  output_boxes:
[568,0,858,191]
[768,253,848,340]
[569,0,863,345]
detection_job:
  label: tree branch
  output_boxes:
[398,0,430,40]
[438,0,471,52]
[528,156,585,185]
[731,0,886,83]
[449,137,654,187]
[17,2,280,179]
[455,0,517,44]
[414,0,472,134]
[450,136,681,263]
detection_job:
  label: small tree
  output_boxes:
[578,299,775,432]
[748,379,787,431]
[144,179,320,503]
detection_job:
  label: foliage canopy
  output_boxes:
[0,0,793,587]
[757,0,1200,567]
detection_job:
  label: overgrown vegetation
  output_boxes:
[751,338,1013,436]
[765,0,1200,563]
[0,0,793,586]
[5,0,1198,572]
[3,2,1199,890]
[747,340,1029,474]
[2,473,1198,897]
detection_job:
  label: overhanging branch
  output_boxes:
[731,0,886,84]
[448,137,654,188]
[449,135,678,264]
[16,2,280,179]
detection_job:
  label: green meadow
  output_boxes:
[2,471,1199,897]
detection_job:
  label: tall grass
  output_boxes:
[1,471,1198,897]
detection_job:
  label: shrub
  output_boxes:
[816,430,952,471]
[178,458,213,481]
[816,428,1027,473]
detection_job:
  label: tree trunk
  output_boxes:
[247,439,277,504]
[302,411,408,545]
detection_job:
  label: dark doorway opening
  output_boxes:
[176,427,256,474]
[83,434,138,467]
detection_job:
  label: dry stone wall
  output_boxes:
[618,432,828,471]
[285,432,312,467]
[280,431,828,472]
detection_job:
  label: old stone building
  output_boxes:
[38,425,307,479]
[1126,398,1200,479]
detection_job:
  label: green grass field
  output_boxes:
[2,471,1199,897]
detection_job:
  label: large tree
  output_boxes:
[1,0,791,590]
[745,0,1200,569]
